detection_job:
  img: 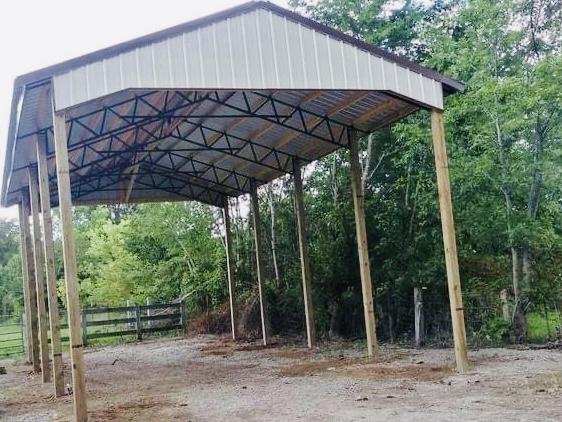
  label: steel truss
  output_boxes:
[31,88,363,205]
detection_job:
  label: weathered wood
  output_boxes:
[293,159,316,348]
[53,111,88,421]
[140,313,180,323]
[36,137,65,397]
[20,196,40,371]
[81,312,88,347]
[85,305,136,314]
[146,298,152,328]
[349,137,378,357]
[140,302,181,311]
[135,305,142,340]
[223,200,238,340]
[85,317,134,327]
[17,206,30,361]
[414,287,425,348]
[250,180,269,345]
[430,110,469,373]
[17,202,35,364]
[27,166,51,383]
[180,300,188,336]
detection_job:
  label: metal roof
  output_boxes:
[2,1,464,208]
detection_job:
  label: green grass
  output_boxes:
[0,320,24,357]
[527,311,562,343]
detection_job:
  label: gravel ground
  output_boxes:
[1,335,561,421]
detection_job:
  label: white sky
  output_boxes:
[0,0,288,222]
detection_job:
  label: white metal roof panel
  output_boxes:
[53,8,443,111]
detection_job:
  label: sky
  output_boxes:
[0,0,289,221]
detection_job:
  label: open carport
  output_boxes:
[2,2,469,420]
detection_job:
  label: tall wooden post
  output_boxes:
[20,196,40,371]
[28,166,51,383]
[36,136,65,396]
[53,111,88,421]
[350,137,378,357]
[414,287,424,348]
[250,180,269,345]
[17,201,35,364]
[223,199,238,340]
[292,159,316,348]
[430,110,469,373]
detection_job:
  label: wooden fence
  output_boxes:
[0,315,24,357]
[0,301,186,358]
[63,301,187,346]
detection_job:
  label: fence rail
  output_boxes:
[0,301,186,358]
[80,302,186,346]
[0,318,24,357]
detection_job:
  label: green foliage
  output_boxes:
[0,220,22,315]
[527,311,562,343]
[73,203,226,309]
[1,0,560,346]
[479,318,512,345]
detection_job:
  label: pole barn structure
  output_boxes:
[1,2,469,420]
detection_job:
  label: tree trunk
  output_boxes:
[328,301,342,340]
[414,287,425,348]
[268,186,280,287]
[511,246,527,343]
[500,289,511,322]
[387,292,394,344]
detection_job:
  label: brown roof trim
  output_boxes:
[14,1,464,93]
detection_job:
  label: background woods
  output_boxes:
[1,0,561,346]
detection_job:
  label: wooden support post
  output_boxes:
[146,298,152,328]
[81,311,88,348]
[135,305,142,341]
[17,201,35,364]
[53,111,88,421]
[20,316,25,358]
[350,137,378,357]
[20,196,40,371]
[180,300,188,336]
[127,300,134,328]
[250,180,269,345]
[28,166,51,383]
[293,159,316,348]
[414,287,424,348]
[223,199,238,340]
[430,110,469,373]
[36,136,65,397]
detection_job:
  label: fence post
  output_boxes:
[81,310,88,347]
[146,298,152,328]
[180,300,187,336]
[127,300,133,329]
[135,305,142,341]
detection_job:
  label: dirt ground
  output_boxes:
[1,335,561,421]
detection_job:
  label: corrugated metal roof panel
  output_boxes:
[52,9,444,111]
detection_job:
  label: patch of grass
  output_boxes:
[0,321,24,357]
[527,311,562,343]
